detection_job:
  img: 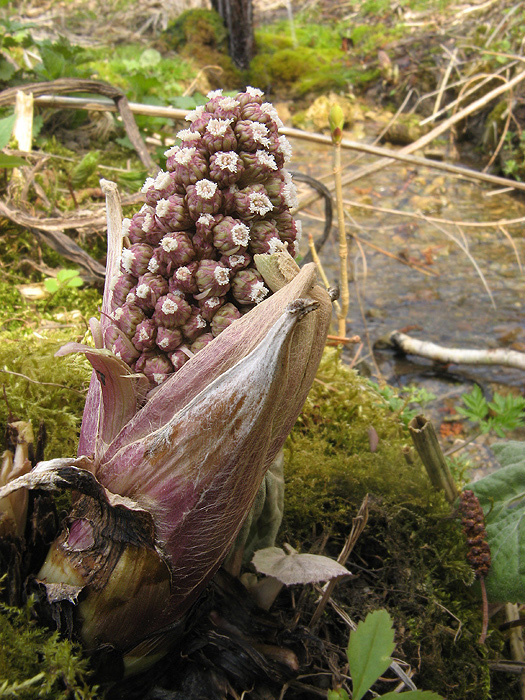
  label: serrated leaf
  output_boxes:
[379,692,444,700]
[469,441,525,602]
[347,609,396,700]
[0,113,15,150]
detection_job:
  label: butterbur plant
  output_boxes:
[0,89,332,674]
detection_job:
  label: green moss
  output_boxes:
[0,595,98,699]
[281,349,515,699]
[164,8,228,51]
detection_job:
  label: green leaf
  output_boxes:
[0,153,28,168]
[43,278,59,293]
[469,441,525,602]
[0,113,15,150]
[347,609,396,700]
[0,58,16,82]
[327,690,350,700]
[379,692,444,700]
[38,45,66,79]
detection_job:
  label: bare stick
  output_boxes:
[334,141,349,338]
[28,94,525,195]
[505,602,525,699]
[308,233,341,315]
[389,330,525,371]
[433,47,457,117]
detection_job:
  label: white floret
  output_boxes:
[231,223,250,246]
[207,89,223,98]
[121,248,135,273]
[185,105,205,122]
[154,170,172,189]
[206,118,233,137]
[195,179,218,200]
[136,284,150,299]
[214,267,230,285]
[249,281,269,304]
[246,86,264,97]
[155,199,171,218]
[214,151,239,172]
[248,192,273,216]
[141,177,155,193]
[174,147,196,166]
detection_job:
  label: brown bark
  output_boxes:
[211,0,254,70]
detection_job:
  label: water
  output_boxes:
[290,137,525,397]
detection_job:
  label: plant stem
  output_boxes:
[408,415,458,504]
[479,577,489,644]
[334,141,349,338]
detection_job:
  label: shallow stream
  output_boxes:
[290,134,525,461]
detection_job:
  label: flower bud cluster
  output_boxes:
[110,88,302,388]
[459,489,491,578]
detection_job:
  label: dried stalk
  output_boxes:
[389,330,525,372]
[408,415,458,504]
[505,603,525,699]
[307,233,341,315]
[28,95,525,195]
[334,140,349,338]
[310,495,369,628]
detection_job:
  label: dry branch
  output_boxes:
[29,95,525,195]
[0,79,158,174]
[389,330,525,372]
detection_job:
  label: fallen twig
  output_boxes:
[0,79,158,174]
[389,330,525,371]
[28,94,525,195]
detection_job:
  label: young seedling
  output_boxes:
[328,609,444,700]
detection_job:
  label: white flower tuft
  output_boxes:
[139,327,149,342]
[295,219,303,243]
[196,314,206,328]
[282,171,299,208]
[277,135,293,163]
[141,212,154,233]
[113,308,124,321]
[155,198,170,218]
[228,254,245,267]
[161,235,179,253]
[246,86,264,97]
[219,96,240,110]
[121,248,135,273]
[141,177,155,193]
[164,145,179,157]
[268,237,287,255]
[214,266,230,285]
[185,105,205,122]
[175,266,191,281]
[174,147,196,166]
[248,192,273,216]
[121,218,131,236]
[214,151,239,172]
[260,102,284,128]
[195,179,218,200]
[208,296,220,308]
[148,258,159,273]
[249,281,269,304]
[162,298,179,315]
[206,118,233,137]
[126,291,136,304]
[176,129,200,142]
[158,338,169,349]
[153,373,168,385]
[197,213,214,225]
[255,150,277,170]
[154,170,172,190]
[136,284,150,299]
[207,89,223,98]
[231,223,250,246]
[250,122,270,146]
